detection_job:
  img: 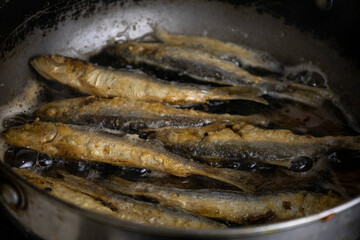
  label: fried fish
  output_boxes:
[95,175,343,224]
[2,121,263,191]
[35,96,269,132]
[14,168,226,229]
[147,123,360,168]
[30,54,266,105]
[108,41,334,107]
[153,27,284,74]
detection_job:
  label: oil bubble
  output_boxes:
[306,72,326,88]
[290,157,313,172]
[38,153,53,166]
[15,149,37,169]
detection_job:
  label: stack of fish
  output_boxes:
[2,29,357,229]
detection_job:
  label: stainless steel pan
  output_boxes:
[1,1,360,239]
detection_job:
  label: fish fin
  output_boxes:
[56,171,112,197]
[93,176,136,196]
[210,86,268,105]
[263,80,335,108]
[109,175,135,188]
[202,167,262,193]
[266,90,324,108]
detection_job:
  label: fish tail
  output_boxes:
[57,171,114,198]
[209,86,268,105]
[202,167,261,192]
[93,176,137,196]
[266,89,325,108]
[260,79,335,107]
[289,83,335,99]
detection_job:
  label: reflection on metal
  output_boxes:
[315,0,334,10]
[0,179,26,210]
[0,183,20,208]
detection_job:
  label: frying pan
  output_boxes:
[0,0,360,239]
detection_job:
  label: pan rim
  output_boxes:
[1,162,359,238]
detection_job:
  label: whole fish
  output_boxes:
[153,27,284,74]
[14,169,226,229]
[96,175,343,225]
[108,41,334,107]
[2,121,263,192]
[147,123,360,168]
[35,96,269,132]
[30,54,267,105]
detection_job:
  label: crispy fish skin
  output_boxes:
[2,121,263,192]
[97,176,343,224]
[109,41,334,107]
[30,54,267,105]
[153,28,284,73]
[109,42,266,86]
[149,123,360,168]
[14,169,226,229]
[35,96,269,131]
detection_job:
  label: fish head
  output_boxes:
[29,54,88,82]
[1,121,58,148]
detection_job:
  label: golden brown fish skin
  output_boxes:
[149,123,360,168]
[35,96,269,132]
[109,41,334,107]
[14,169,226,230]
[153,28,284,74]
[97,176,343,225]
[109,41,265,86]
[29,54,267,105]
[2,121,262,192]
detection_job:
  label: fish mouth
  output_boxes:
[30,54,66,65]
[0,121,58,147]
[29,56,54,80]
[29,54,67,80]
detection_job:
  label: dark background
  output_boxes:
[0,207,29,240]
